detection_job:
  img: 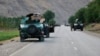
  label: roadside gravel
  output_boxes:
[0,38,28,56]
[84,31,100,38]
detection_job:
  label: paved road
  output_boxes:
[10,26,100,56]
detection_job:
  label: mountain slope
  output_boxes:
[0,0,91,24]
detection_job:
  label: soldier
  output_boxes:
[40,16,45,23]
[33,13,46,23]
[26,13,34,24]
[25,13,46,25]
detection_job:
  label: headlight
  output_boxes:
[20,24,28,28]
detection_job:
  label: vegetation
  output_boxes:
[0,10,56,41]
[0,30,19,41]
[68,16,76,24]
[0,16,22,41]
[0,10,56,29]
[0,16,22,29]
[68,0,100,25]
[43,10,56,25]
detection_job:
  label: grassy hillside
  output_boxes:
[68,0,100,24]
[0,0,90,24]
[68,0,100,33]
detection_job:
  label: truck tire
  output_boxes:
[74,28,76,31]
[27,25,37,35]
[46,33,50,38]
[20,34,25,42]
[20,32,26,42]
[81,28,83,31]
[39,37,44,42]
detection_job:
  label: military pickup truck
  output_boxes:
[19,17,45,42]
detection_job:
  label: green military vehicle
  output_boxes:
[19,16,45,42]
[71,19,84,31]
[43,23,55,38]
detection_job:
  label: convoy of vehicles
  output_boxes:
[19,13,84,42]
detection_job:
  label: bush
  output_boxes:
[43,10,56,24]
[68,16,76,24]
[68,0,100,24]
[0,16,23,29]
[75,8,86,23]
[48,19,56,25]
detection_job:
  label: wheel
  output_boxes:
[20,34,25,42]
[49,26,54,33]
[81,28,83,31]
[39,37,44,42]
[74,28,76,31]
[20,32,26,42]
[27,25,37,35]
[46,33,50,38]
[44,29,50,38]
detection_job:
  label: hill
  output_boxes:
[0,0,91,24]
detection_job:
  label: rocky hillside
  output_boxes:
[0,0,91,24]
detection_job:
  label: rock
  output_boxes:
[11,40,15,42]
[0,43,3,45]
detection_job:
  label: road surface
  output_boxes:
[10,26,100,56]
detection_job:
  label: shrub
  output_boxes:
[0,16,23,29]
[48,19,56,25]
[68,16,76,24]
[43,10,56,24]
[68,0,100,24]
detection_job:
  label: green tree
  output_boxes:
[86,0,100,23]
[48,19,56,25]
[69,0,100,24]
[75,8,86,23]
[43,10,55,23]
[68,16,76,24]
